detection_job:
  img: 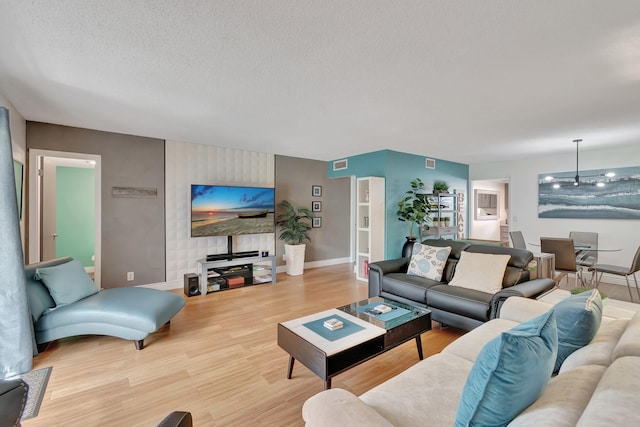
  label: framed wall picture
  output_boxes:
[312,217,322,228]
[312,185,322,197]
[538,165,640,219]
[312,201,322,212]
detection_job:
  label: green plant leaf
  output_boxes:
[275,200,315,245]
[396,178,434,238]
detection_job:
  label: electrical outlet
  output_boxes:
[282,254,287,261]
[127,272,134,281]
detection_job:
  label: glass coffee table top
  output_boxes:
[337,297,431,330]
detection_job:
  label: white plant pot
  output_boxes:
[284,243,306,276]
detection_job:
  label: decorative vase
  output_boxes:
[402,236,417,258]
[284,243,306,276]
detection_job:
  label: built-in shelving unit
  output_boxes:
[423,193,458,239]
[356,177,385,281]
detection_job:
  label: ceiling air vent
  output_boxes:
[333,159,348,171]
[425,158,436,169]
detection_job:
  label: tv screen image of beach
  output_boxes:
[191,185,275,237]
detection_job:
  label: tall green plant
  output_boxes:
[397,178,433,238]
[275,200,315,245]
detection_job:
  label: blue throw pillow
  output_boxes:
[455,310,558,427]
[407,243,452,281]
[551,289,602,373]
[35,259,99,307]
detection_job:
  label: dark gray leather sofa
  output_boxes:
[0,378,28,426]
[368,239,555,330]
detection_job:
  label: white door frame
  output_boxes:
[28,149,102,287]
[468,178,510,241]
[350,175,357,272]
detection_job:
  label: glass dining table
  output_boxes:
[528,242,621,252]
[529,240,621,285]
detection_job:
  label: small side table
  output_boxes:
[531,252,555,280]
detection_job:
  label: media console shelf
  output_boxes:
[196,255,277,296]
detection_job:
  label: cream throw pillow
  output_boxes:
[449,251,511,294]
[407,243,452,281]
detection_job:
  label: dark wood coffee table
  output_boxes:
[277,297,431,389]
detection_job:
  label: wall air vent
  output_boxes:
[425,158,436,169]
[333,159,348,171]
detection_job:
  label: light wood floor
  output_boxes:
[24,264,465,427]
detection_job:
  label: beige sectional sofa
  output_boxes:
[302,295,640,426]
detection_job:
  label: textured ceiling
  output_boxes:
[1,1,639,164]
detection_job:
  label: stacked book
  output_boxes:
[323,318,344,331]
[374,304,394,314]
[365,304,396,315]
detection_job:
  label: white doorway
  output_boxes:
[28,149,102,287]
[469,178,510,243]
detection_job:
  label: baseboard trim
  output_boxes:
[275,257,352,274]
[140,257,354,291]
[136,267,635,292]
[138,281,182,291]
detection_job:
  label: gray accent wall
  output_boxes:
[275,155,350,266]
[26,123,352,287]
[26,122,165,288]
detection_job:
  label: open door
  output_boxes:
[41,157,57,260]
[469,178,510,243]
[28,149,102,287]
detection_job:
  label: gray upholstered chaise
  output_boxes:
[25,257,185,351]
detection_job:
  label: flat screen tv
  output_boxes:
[191,184,275,237]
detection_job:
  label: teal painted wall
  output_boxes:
[56,167,95,267]
[328,150,389,179]
[329,150,469,258]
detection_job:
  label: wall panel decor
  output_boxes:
[538,166,640,219]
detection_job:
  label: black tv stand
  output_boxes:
[206,250,259,261]
[196,254,276,295]
[233,250,260,258]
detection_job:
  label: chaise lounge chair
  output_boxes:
[25,257,185,351]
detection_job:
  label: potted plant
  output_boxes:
[432,180,449,195]
[397,178,433,255]
[570,287,608,303]
[275,200,315,276]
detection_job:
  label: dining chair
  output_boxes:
[509,231,527,250]
[540,237,585,287]
[569,231,598,267]
[589,246,640,301]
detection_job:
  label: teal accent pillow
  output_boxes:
[551,288,602,373]
[407,244,452,281]
[35,259,99,307]
[455,310,558,427]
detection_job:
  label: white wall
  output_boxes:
[164,140,275,287]
[470,144,640,272]
[0,94,25,161]
[0,94,26,248]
